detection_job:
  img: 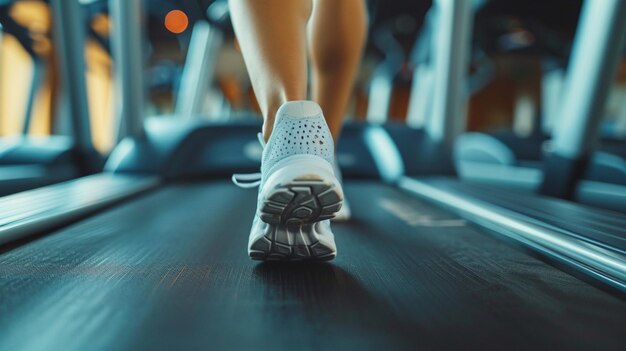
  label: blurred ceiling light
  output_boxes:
[164,9,188,34]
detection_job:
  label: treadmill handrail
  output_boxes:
[399,176,626,293]
[0,174,159,246]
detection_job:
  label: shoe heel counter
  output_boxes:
[275,101,323,120]
[264,115,335,171]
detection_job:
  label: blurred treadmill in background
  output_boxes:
[0,0,103,197]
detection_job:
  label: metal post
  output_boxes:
[366,29,404,123]
[405,65,433,128]
[110,0,146,139]
[541,0,626,198]
[175,21,223,119]
[50,0,93,149]
[366,66,395,123]
[425,0,473,146]
[406,7,437,129]
[540,67,565,135]
[22,59,44,135]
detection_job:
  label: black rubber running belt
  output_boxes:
[0,181,624,350]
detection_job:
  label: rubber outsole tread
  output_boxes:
[250,178,341,261]
[260,179,341,225]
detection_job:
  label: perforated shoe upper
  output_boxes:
[261,101,335,183]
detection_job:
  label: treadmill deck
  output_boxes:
[1,181,624,350]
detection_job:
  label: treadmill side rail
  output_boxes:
[0,174,159,246]
[399,176,626,293]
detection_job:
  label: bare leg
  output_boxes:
[229,0,312,141]
[308,0,367,141]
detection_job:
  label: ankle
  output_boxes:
[260,93,307,142]
[262,118,275,142]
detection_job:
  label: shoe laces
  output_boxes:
[232,133,265,188]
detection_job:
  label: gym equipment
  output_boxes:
[0,1,624,349]
[0,0,103,196]
[455,0,626,213]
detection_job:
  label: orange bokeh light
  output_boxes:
[164,10,188,34]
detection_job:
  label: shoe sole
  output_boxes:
[249,156,342,261]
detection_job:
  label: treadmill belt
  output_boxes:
[0,181,625,350]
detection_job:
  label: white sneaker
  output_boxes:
[332,161,351,221]
[233,101,343,261]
